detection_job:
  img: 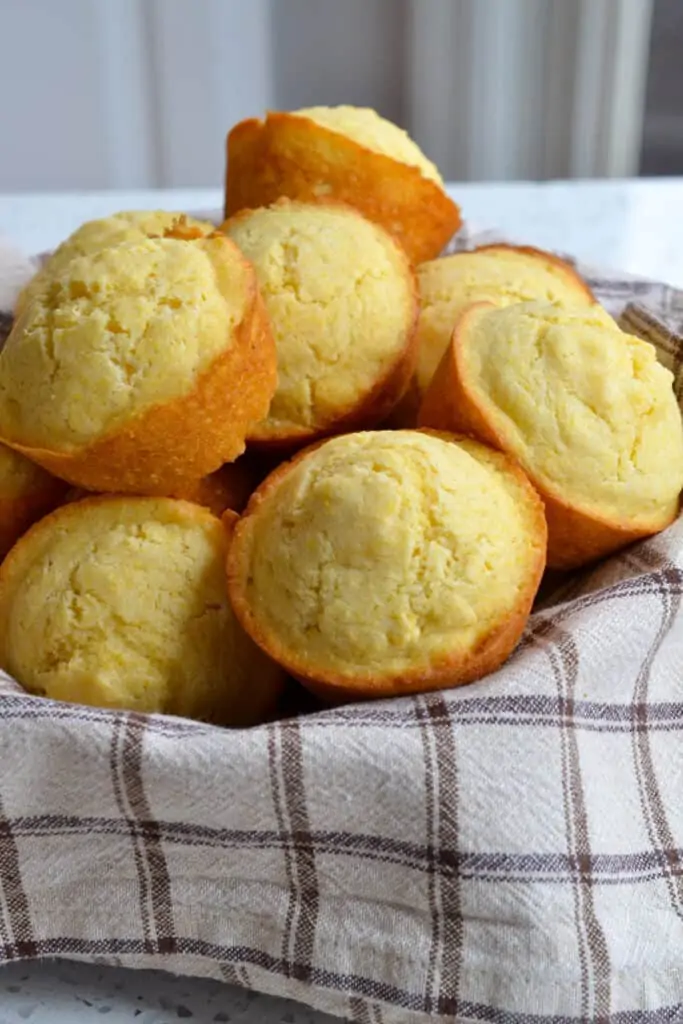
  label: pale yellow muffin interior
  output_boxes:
[225,201,415,438]
[294,105,443,185]
[16,210,213,314]
[0,235,250,451]
[416,248,600,392]
[0,498,280,722]
[238,430,543,677]
[0,442,57,498]
[463,302,683,522]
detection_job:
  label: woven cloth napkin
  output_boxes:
[1,223,682,1024]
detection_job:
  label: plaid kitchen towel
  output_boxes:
[0,223,683,1024]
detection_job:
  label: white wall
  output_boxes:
[272,0,405,124]
[0,0,275,191]
[0,0,408,192]
[0,0,655,191]
[0,0,137,190]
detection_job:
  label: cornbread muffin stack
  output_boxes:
[0,210,282,723]
[0,102,681,721]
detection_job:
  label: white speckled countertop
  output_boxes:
[0,177,681,1023]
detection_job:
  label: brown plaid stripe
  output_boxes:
[1,226,683,1022]
[415,694,463,1016]
[269,718,320,981]
[0,793,37,959]
[630,567,683,921]
[3,813,683,884]
[4,684,683,740]
[110,714,177,954]
[543,622,611,1019]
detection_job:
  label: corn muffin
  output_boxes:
[0,234,277,493]
[227,429,547,702]
[419,301,683,569]
[225,105,461,264]
[0,444,68,560]
[414,244,597,403]
[0,496,285,724]
[15,210,213,316]
[223,199,418,445]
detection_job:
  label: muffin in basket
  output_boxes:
[225,105,461,264]
[0,443,68,560]
[413,244,598,407]
[419,301,683,569]
[223,198,419,447]
[0,234,277,493]
[0,496,285,724]
[15,210,213,316]
[227,429,547,703]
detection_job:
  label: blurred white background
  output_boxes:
[0,0,680,191]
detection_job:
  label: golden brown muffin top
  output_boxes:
[0,497,281,722]
[295,106,443,185]
[16,210,213,314]
[231,430,544,679]
[416,245,598,391]
[0,235,251,451]
[224,199,416,440]
[461,301,683,522]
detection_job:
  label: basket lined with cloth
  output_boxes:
[0,223,682,1023]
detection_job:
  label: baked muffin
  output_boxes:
[389,244,598,428]
[0,496,285,724]
[225,105,461,264]
[0,234,277,493]
[0,444,68,559]
[227,430,547,702]
[419,301,683,569]
[15,210,213,316]
[223,199,418,446]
